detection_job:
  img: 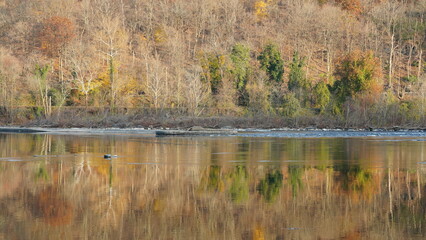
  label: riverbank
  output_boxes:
[1,125,425,138]
[3,113,426,132]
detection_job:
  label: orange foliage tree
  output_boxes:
[335,0,363,15]
[38,16,75,57]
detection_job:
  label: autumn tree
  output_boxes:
[332,50,383,105]
[35,16,76,115]
[254,1,269,22]
[37,16,75,57]
[334,0,363,15]
[200,53,227,95]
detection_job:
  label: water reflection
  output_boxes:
[229,166,249,203]
[0,133,425,239]
[257,169,283,202]
[31,186,74,226]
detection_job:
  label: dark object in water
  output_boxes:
[104,154,112,159]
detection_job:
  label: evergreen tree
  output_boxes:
[288,52,309,92]
[288,51,310,105]
[230,43,251,106]
[257,43,284,84]
[313,81,331,113]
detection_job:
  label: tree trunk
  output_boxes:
[109,56,115,109]
[389,33,395,88]
[418,49,423,80]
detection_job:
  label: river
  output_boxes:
[0,131,426,239]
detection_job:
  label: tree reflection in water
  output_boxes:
[229,166,249,203]
[257,169,283,202]
[288,165,304,197]
[32,186,73,226]
[0,134,425,239]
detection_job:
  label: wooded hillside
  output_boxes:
[0,0,425,127]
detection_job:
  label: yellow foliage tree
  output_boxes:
[254,1,268,21]
[254,0,275,22]
[154,26,167,44]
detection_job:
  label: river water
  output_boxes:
[1,131,426,239]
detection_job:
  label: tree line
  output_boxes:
[0,0,425,126]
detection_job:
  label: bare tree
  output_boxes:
[0,48,21,111]
[184,66,209,116]
[65,43,99,107]
[370,0,404,88]
[93,1,129,108]
[144,55,169,111]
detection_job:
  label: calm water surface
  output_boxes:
[1,132,426,239]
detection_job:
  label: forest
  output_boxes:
[0,0,425,128]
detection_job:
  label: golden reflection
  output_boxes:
[33,186,73,226]
[0,134,425,238]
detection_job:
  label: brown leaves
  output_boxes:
[38,16,75,57]
[320,0,363,15]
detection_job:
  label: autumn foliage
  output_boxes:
[38,16,75,57]
[0,0,424,127]
[333,50,383,103]
[334,0,363,15]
